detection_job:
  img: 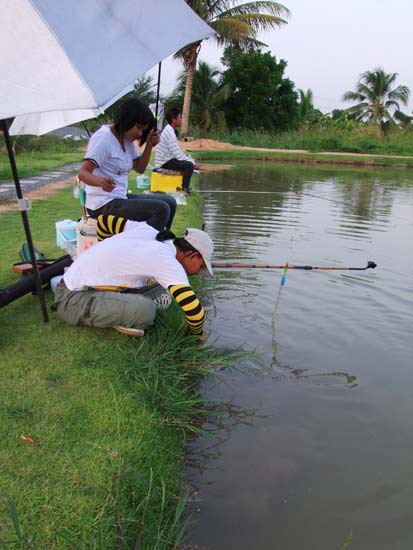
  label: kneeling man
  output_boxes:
[54,215,213,338]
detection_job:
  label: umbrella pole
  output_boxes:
[155,61,162,128]
[1,119,49,322]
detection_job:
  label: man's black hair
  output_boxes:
[165,107,182,125]
[114,98,155,145]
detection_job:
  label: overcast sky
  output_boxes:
[149,0,413,115]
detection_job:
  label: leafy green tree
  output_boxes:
[172,61,230,131]
[343,67,410,136]
[176,0,290,136]
[221,45,298,131]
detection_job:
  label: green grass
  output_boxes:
[0,152,83,183]
[0,185,235,548]
[200,127,413,156]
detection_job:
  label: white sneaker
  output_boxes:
[114,326,144,337]
[153,292,172,310]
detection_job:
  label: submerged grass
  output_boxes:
[0,184,237,548]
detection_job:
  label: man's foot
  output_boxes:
[153,292,172,310]
[182,188,191,196]
[114,326,145,337]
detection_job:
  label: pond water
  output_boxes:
[187,162,413,550]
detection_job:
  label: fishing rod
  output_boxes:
[212,261,377,271]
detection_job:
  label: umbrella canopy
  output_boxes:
[1,0,214,119]
[9,108,102,136]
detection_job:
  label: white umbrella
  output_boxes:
[9,108,102,136]
[1,0,214,321]
[1,0,214,119]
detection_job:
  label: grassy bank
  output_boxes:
[191,148,413,168]
[0,185,232,548]
[201,127,413,156]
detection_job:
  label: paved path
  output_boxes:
[0,162,81,201]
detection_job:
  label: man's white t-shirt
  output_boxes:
[64,222,189,291]
[83,125,140,211]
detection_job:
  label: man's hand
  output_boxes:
[147,129,160,147]
[100,177,116,192]
[194,163,201,170]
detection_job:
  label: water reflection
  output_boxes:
[187,162,413,550]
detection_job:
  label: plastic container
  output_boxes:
[150,171,183,192]
[136,174,150,189]
[55,219,77,251]
[76,218,98,256]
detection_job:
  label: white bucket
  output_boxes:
[136,175,150,189]
[55,219,77,252]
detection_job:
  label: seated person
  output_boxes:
[154,107,200,195]
[78,98,176,231]
[53,215,214,339]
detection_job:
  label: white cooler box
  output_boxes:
[76,218,98,256]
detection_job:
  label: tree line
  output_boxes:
[98,1,412,139]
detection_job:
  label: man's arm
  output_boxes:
[96,214,127,240]
[168,283,206,335]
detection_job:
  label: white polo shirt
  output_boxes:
[84,125,140,210]
[64,222,189,291]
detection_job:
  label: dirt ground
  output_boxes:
[181,138,308,154]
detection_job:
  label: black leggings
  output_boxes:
[87,193,177,231]
[161,159,194,190]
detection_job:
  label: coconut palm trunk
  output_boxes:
[181,41,201,136]
[175,2,290,137]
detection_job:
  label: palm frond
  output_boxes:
[385,99,401,111]
[217,1,290,19]
[343,91,365,102]
[210,17,255,42]
[388,85,410,105]
[221,13,287,32]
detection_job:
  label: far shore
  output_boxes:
[181,139,413,168]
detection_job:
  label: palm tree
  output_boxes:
[343,68,410,136]
[173,61,230,131]
[298,88,314,126]
[176,0,290,136]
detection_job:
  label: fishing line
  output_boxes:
[272,262,289,345]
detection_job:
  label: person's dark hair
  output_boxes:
[165,107,182,125]
[156,229,198,254]
[114,98,155,145]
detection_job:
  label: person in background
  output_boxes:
[78,99,176,231]
[154,107,200,196]
[53,215,213,339]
